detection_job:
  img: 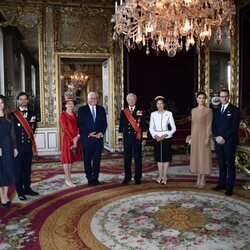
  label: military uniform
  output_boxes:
[118,106,147,183]
[11,108,37,197]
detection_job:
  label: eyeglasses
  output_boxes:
[219,96,229,98]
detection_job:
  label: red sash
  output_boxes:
[13,110,37,152]
[124,108,142,140]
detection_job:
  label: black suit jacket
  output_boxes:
[212,103,241,145]
[11,109,37,152]
[78,105,107,148]
[118,106,147,143]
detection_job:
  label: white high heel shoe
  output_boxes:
[65,180,76,187]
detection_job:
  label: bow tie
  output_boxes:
[21,110,28,114]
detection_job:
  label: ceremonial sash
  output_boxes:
[124,108,142,140]
[13,110,37,152]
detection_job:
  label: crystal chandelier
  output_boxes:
[64,70,89,98]
[112,0,235,57]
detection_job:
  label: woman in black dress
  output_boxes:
[0,95,18,207]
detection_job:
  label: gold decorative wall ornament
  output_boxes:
[54,4,113,53]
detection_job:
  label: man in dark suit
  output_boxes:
[118,93,147,185]
[12,92,38,201]
[78,92,107,186]
[211,89,241,196]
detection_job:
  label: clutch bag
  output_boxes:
[70,146,78,156]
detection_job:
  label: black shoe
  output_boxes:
[211,185,226,191]
[1,201,11,208]
[122,179,131,184]
[24,190,39,196]
[88,179,94,186]
[135,180,142,185]
[18,195,27,201]
[92,179,100,186]
[225,190,233,196]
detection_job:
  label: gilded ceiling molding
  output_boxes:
[0,5,42,28]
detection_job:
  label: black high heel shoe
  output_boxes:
[1,201,11,208]
[154,179,162,184]
[161,178,167,185]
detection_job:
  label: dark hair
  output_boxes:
[0,94,10,120]
[195,91,207,98]
[154,96,166,109]
[17,92,29,100]
[219,89,229,96]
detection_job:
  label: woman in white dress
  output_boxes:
[149,96,176,184]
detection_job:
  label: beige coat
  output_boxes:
[190,107,213,175]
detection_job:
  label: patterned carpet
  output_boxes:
[1,153,250,250]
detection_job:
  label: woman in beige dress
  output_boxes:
[188,91,213,188]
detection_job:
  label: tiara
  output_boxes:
[154,96,165,100]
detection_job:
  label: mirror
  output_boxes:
[59,58,104,113]
[210,51,230,92]
[208,29,231,106]
[0,6,41,120]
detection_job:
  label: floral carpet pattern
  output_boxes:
[0,154,250,249]
[91,191,250,249]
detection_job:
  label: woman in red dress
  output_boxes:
[60,98,82,187]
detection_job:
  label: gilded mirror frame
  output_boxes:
[55,52,115,149]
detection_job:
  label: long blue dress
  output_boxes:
[0,117,16,187]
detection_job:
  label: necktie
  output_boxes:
[221,105,225,114]
[92,106,96,121]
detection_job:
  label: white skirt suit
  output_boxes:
[149,110,176,162]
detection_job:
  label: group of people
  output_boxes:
[0,92,39,208]
[117,89,240,197]
[61,89,241,196]
[60,92,107,187]
[0,88,241,209]
[188,89,241,196]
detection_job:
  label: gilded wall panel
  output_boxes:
[54,6,113,53]
[44,6,57,125]
[113,40,123,121]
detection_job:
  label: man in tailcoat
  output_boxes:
[118,93,147,185]
[211,89,241,196]
[78,92,107,186]
[12,92,38,201]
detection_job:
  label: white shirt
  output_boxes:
[19,107,28,111]
[149,110,176,138]
[88,105,96,114]
[221,103,229,112]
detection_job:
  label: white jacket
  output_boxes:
[149,110,176,138]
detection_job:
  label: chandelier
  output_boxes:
[112,0,235,57]
[64,70,89,98]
